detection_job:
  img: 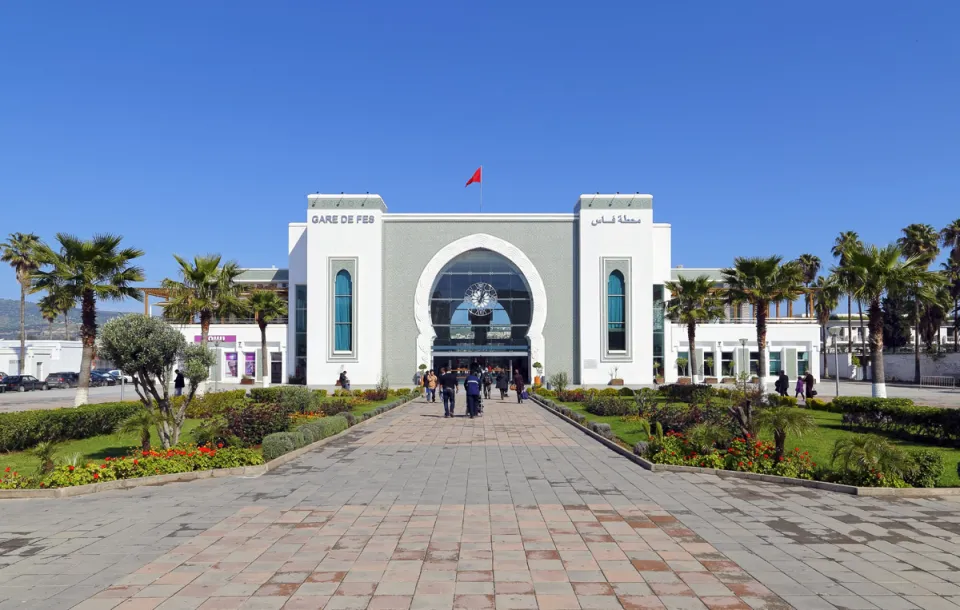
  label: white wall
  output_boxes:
[0,340,84,378]
[304,196,384,386]
[287,223,307,379]
[667,322,821,382]
[882,353,960,382]
[578,196,656,385]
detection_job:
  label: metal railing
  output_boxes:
[920,376,958,389]
[691,317,818,325]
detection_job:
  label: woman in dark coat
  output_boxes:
[513,370,525,404]
[496,371,508,400]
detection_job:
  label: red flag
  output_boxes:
[465,167,482,187]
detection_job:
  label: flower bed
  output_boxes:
[0,445,263,490]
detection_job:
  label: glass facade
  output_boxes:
[653,285,664,375]
[334,271,353,352]
[430,249,531,349]
[607,271,626,352]
[798,351,808,375]
[294,285,307,379]
[769,351,782,375]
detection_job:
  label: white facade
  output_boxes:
[179,192,821,387]
[0,340,84,379]
[170,324,288,384]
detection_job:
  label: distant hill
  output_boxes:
[0,298,128,340]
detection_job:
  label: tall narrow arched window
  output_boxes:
[608,271,626,352]
[334,270,352,352]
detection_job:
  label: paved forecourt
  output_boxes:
[0,394,958,610]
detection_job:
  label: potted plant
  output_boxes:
[533,361,544,386]
[703,357,717,384]
[608,366,624,386]
[240,374,254,386]
[675,357,691,385]
[653,360,664,384]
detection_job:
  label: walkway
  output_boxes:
[0,395,958,609]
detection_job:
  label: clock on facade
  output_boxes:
[464,282,498,316]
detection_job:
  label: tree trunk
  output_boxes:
[787,301,793,318]
[869,298,886,398]
[955,298,959,353]
[18,279,26,375]
[197,311,212,396]
[847,295,853,353]
[913,295,921,384]
[63,312,69,340]
[687,323,697,382]
[773,429,786,462]
[259,319,268,380]
[757,303,768,379]
[74,290,96,407]
[141,428,151,453]
[775,302,780,318]
[821,323,828,378]
[858,300,866,361]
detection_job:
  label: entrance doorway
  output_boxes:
[431,353,529,383]
[270,352,283,384]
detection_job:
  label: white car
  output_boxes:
[108,370,134,383]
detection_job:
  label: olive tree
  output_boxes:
[98,314,213,448]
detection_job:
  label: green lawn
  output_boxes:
[1,420,202,476]
[557,401,960,487]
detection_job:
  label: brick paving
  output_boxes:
[0,395,959,609]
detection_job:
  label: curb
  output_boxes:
[529,395,960,498]
[0,393,419,500]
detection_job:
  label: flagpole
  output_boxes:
[480,165,483,213]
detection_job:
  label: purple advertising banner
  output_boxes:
[244,352,256,376]
[225,353,238,377]
[195,335,237,343]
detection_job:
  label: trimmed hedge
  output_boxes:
[835,397,960,445]
[658,383,713,403]
[249,387,283,403]
[262,415,350,461]
[585,397,637,417]
[0,402,144,452]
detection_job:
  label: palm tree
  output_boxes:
[33,234,144,406]
[245,289,288,382]
[832,231,863,354]
[756,406,816,461]
[161,254,243,349]
[795,254,821,317]
[941,218,960,262]
[831,434,911,480]
[664,275,724,381]
[942,259,960,352]
[38,288,73,340]
[898,223,940,383]
[1,233,43,373]
[38,297,58,339]
[116,407,164,452]
[721,256,804,379]
[842,243,939,397]
[813,275,841,377]
[919,281,952,352]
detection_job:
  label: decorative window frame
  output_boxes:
[328,257,358,362]
[601,257,632,361]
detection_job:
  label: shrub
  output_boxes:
[535,388,557,399]
[618,387,635,397]
[314,389,328,398]
[835,397,959,444]
[321,399,354,416]
[600,388,620,397]
[766,394,799,408]
[363,389,388,401]
[262,433,296,461]
[185,390,248,419]
[571,412,587,424]
[249,387,283,403]
[633,441,650,457]
[343,413,357,427]
[659,383,714,403]
[278,386,317,414]
[904,450,944,488]
[642,402,729,433]
[831,435,912,486]
[590,422,614,439]
[224,403,290,446]
[0,402,144,452]
[548,371,569,393]
[805,398,836,412]
[557,389,587,403]
[585,397,637,417]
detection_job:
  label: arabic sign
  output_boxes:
[589,215,642,226]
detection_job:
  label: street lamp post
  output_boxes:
[739,338,748,379]
[829,327,840,398]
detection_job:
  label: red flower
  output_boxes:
[217,443,223,448]
[133,459,139,465]
[39,482,45,487]
[100,465,107,469]
[3,467,8,472]
[93,473,100,479]
[68,465,75,472]
[747,461,753,467]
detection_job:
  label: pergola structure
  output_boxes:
[138,284,289,318]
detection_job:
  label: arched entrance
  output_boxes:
[414,234,547,382]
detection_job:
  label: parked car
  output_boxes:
[108,369,133,383]
[43,372,79,390]
[90,371,117,387]
[0,375,44,392]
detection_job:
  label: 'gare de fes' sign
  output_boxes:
[194,335,237,343]
[311,214,376,225]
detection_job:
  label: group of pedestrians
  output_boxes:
[775,370,817,401]
[415,365,527,419]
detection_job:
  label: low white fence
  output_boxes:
[920,375,958,389]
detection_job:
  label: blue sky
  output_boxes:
[1,2,958,311]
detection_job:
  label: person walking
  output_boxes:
[174,369,185,397]
[496,371,508,400]
[481,368,493,400]
[794,375,804,401]
[513,370,526,404]
[775,370,789,397]
[439,367,458,417]
[804,371,816,400]
[426,369,438,402]
[464,369,482,418]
